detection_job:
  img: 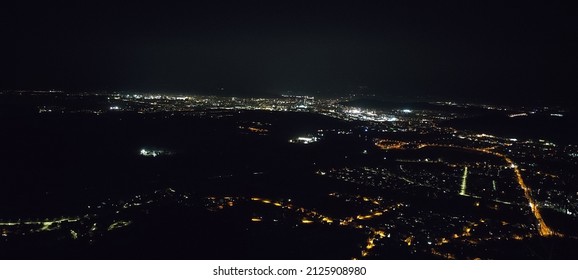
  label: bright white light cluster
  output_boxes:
[289,136,320,144]
[139,149,169,157]
[344,107,399,122]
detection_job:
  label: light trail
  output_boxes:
[460,166,468,196]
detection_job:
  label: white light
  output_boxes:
[508,113,527,118]
[402,109,412,113]
[139,148,169,157]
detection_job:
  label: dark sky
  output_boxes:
[1,0,576,104]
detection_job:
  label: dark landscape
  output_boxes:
[1,1,576,260]
[1,92,577,259]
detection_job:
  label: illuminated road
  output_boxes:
[496,153,559,237]
[460,166,468,196]
[249,195,395,258]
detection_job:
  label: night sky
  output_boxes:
[1,1,576,104]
